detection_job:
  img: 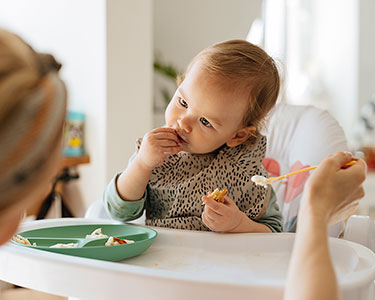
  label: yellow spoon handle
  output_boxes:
[266,160,356,184]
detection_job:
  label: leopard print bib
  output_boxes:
[137,135,271,231]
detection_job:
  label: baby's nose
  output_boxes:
[177,118,192,133]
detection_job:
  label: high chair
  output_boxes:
[262,103,348,235]
[85,103,375,250]
[1,104,372,300]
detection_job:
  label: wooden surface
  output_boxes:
[1,288,66,300]
[60,154,90,169]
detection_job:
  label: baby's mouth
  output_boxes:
[176,132,186,144]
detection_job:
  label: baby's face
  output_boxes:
[165,61,248,154]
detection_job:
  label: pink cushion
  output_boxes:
[284,161,310,204]
[262,158,280,177]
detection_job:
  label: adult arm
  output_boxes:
[284,152,366,300]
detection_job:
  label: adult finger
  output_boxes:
[325,151,353,170]
[339,158,366,184]
[331,187,363,215]
[348,186,365,202]
[329,200,360,225]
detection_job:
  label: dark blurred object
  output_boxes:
[154,56,181,106]
[355,94,375,145]
[27,155,90,219]
[354,94,375,168]
[362,146,375,171]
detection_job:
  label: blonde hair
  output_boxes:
[0,29,66,212]
[179,40,280,132]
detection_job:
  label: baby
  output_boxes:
[104,40,282,233]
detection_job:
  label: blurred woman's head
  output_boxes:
[0,29,67,244]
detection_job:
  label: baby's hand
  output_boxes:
[136,127,182,171]
[201,194,243,232]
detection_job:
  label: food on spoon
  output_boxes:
[207,188,227,203]
[251,175,268,188]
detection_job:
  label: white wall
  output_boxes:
[359,0,375,110]
[0,0,153,213]
[0,0,106,113]
[105,0,153,181]
[313,0,358,141]
[283,0,375,144]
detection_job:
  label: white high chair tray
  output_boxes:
[0,218,374,300]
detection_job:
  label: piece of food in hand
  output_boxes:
[207,188,228,203]
[105,236,135,247]
[12,234,36,246]
[50,243,78,248]
[85,228,108,239]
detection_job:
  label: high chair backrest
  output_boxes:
[262,103,348,235]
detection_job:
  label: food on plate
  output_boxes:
[207,188,227,203]
[105,236,134,246]
[50,243,78,248]
[85,228,108,239]
[12,234,36,246]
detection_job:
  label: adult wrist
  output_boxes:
[300,192,331,225]
[298,202,329,234]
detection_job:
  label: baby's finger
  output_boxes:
[152,127,177,134]
[153,131,180,142]
[222,196,235,206]
[202,212,215,227]
[205,206,221,220]
[202,196,225,215]
[159,139,181,147]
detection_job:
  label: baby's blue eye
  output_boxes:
[178,97,188,108]
[200,117,212,127]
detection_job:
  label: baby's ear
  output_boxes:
[226,126,256,148]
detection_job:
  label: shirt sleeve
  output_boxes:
[256,187,283,232]
[102,152,146,222]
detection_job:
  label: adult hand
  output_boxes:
[136,127,182,171]
[201,195,243,232]
[301,152,366,224]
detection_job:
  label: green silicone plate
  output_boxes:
[11,224,157,261]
